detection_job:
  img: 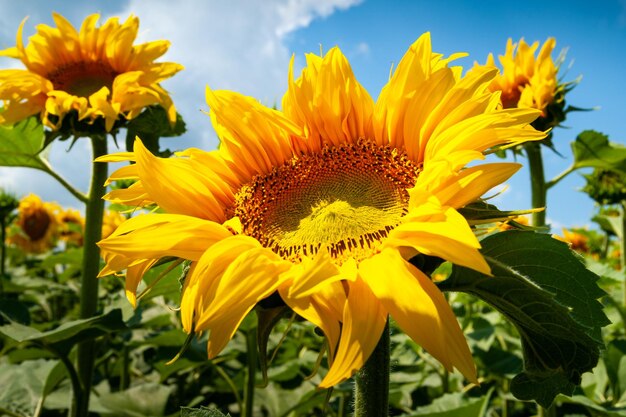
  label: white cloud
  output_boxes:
[0,0,361,209]
[354,41,370,57]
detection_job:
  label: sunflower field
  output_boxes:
[0,6,625,417]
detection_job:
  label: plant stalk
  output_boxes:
[75,136,108,417]
[525,143,547,227]
[619,201,626,307]
[1,216,6,292]
[354,318,390,417]
[243,327,258,417]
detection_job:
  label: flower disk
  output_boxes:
[236,139,420,262]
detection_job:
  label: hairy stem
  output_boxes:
[354,319,390,417]
[75,136,108,417]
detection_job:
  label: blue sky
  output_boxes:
[0,0,625,229]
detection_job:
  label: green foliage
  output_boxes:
[0,359,60,417]
[125,105,187,156]
[181,406,231,417]
[0,116,47,169]
[0,308,127,355]
[572,130,626,172]
[438,230,610,408]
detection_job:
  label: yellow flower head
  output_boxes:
[59,207,85,246]
[0,13,183,131]
[7,194,61,253]
[481,38,558,117]
[98,33,545,387]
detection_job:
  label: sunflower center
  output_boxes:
[47,61,118,97]
[235,139,420,262]
[23,210,51,241]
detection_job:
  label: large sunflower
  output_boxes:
[480,38,558,116]
[0,13,182,131]
[7,194,61,253]
[98,33,545,386]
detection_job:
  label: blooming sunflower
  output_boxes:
[480,38,558,117]
[98,33,545,386]
[0,13,182,131]
[7,194,61,253]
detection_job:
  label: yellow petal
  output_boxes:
[125,258,159,308]
[386,199,491,275]
[133,138,233,221]
[319,278,387,388]
[283,47,373,152]
[359,250,477,383]
[97,213,232,264]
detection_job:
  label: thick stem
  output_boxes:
[525,143,547,228]
[243,327,257,417]
[354,319,390,417]
[1,216,6,292]
[75,136,108,417]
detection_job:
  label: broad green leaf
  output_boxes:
[438,230,609,408]
[558,394,626,416]
[97,383,174,417]
[407,390,493,417]
[0,359,58,417]
[0,117,47,169]
[572,130,626,172]
[458,201,538,228]
[0,308,127,354]
[592,213,622,239]
[180,406,231,417]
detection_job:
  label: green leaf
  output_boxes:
[407,390,493,417]
[0,309,127,355]
[180,406,231,417]
[0,359,59,417]
[458,201,538,228]
[96,383,174,417]
[0,117,47,169]
[572,130,626,172]
[438,230,609,408]
[125,105,186,155]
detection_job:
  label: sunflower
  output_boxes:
[7,194,61,253]
[98,33,545,386]
[59,208,85,246]
[480,38,558,117]
[58,207,125,246]
[0,13,182,131]
[556,228,589,254]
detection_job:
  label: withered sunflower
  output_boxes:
[98,33,545,386]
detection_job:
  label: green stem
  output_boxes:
[75,136,108,417]
[525,143,547,227]
[545,164,576,189]
[619,201,626,307]
[354,319,390,417]
[243,327,258,417]
[1,215,6,293]
[38,160,88,204]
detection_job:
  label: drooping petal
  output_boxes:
[359,250,477,382]
[180,236,290,357]
[319,277,387,387]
